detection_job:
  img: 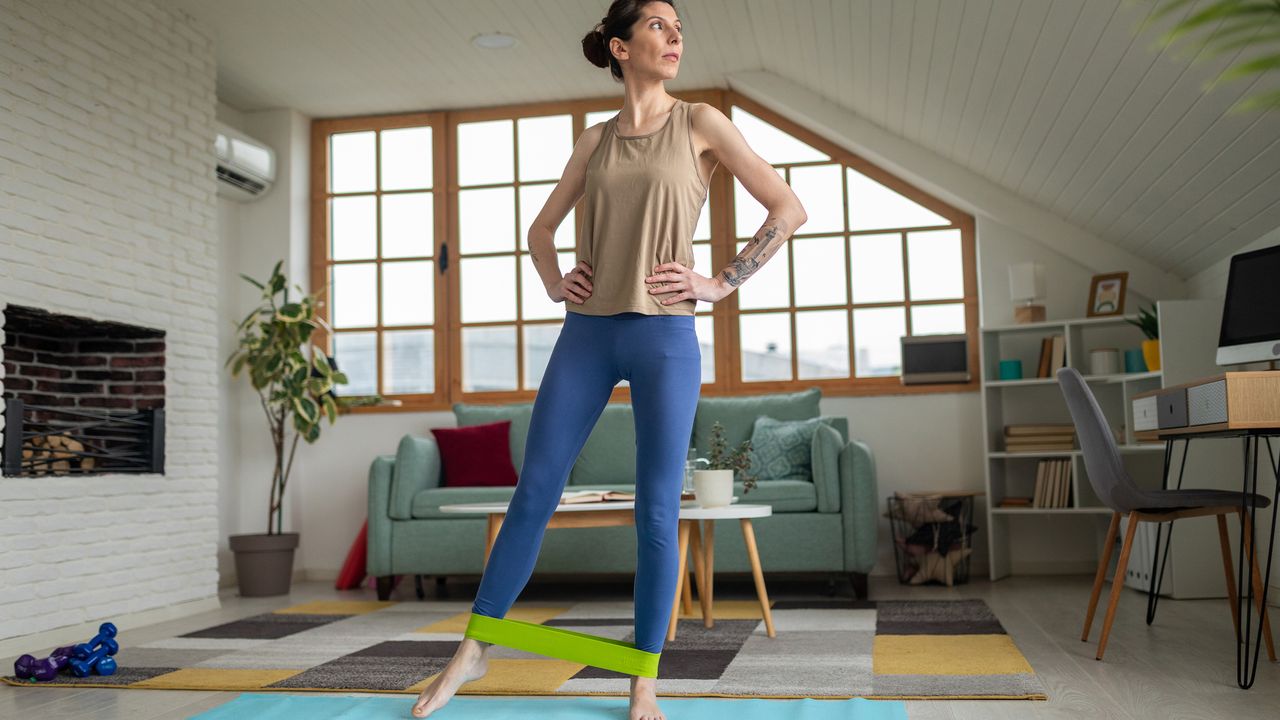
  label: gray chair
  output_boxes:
[1056,367,1276,661]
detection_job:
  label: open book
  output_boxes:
[560,490,636,504]
[558,490,699,505]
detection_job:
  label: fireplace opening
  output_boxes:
[1,304,166,476]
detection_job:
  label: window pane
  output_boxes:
[695,314,715,384]
[911,303,966,335]
[693,197,710,240]
[853,307,906,377]
[730,107,828,164]
[735,239,790,310]
[517,114,572,182]
[461,256,516,323]
[380,126,432,191]
[792,235,846,307]
[381,192,433,259]
[788,164,843,234]
[586,110,615,128]
[692,242,711,278]
[846,167,949,232]
[330,131,374,193]
[457,119,513,186]
[740,312,792,382]
[381,260,434,326]
[463,325,517,391]
[333,331,376,395]
[521,250,575,321]
[907,229,964,301]
[850,233,904,304]
[331,263,376,328]
[459,186,516,254]
[383,329,434,394]
[734,169,785,238]
[797,309,849,379]
[523,322,562,389]
[519,183,574,251]
[331,195,376,260]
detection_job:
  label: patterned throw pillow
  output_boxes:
[748,416,829,482]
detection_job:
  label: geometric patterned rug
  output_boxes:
[3,597,1047,700]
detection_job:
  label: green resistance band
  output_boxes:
[464,612,661,678]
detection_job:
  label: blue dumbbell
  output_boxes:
[69,638,118,677]
[73,622,118,657]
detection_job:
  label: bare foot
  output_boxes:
[630,675,665,720]
[411,637,491,717]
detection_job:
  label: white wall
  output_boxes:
[0,0,220,640]
[1187,224,1280,301]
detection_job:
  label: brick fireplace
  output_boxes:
[1,305,167,476]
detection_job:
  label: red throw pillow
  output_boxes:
[430,420,518,487]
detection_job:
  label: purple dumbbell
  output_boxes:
[14,645,75,682]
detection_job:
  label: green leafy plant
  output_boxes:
[1127,304,1160,340]
[704,421,758,494]
[1141,0,1280,112]
[225,261,348,535]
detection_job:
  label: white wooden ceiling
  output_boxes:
[175,0,1280,279]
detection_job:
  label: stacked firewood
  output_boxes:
[23,433,94,473]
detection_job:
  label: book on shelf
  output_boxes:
[1035,334,1066,378]
[1003,424,1076,452]
[1031,459,1072,508]
[998,496,1033,507]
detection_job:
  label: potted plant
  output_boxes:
[693,421,757,508]
[225,261,347,596]
[1126,304,1161,372]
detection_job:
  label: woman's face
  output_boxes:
[619,3,682,79]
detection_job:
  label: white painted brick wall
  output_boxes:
[0,0,220,640]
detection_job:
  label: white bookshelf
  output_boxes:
[980,299,1236,591]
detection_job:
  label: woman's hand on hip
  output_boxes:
[547,261,593,304]
[646,262,731,305]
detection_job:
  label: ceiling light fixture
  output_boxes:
[472,32,518,50]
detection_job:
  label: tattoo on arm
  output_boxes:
[721,216,786,287]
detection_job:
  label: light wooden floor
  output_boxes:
[3,574,1278,719]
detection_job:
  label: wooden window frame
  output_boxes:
[310,89,977,415]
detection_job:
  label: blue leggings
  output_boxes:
[470,310,702,656]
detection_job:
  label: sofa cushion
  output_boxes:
[453,402,534,474]
[749,416,828,482]
[693,388,820,457]
[410,479,818,519]
[430,421,518,487]
[568,403,638,486]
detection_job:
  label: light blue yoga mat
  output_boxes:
[190,692,908,719]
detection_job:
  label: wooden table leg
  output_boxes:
[667,520,691,642]
[681,522,701,616]
[689,521,710,622]
[484,514,503,567]
[704,519,715,628]
[741,518,775,638]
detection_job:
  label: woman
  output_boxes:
[412,1,807,718]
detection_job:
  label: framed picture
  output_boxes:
[1087,272,1128,317]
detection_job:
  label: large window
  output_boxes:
[311,91,976,413]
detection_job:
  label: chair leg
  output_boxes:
[414,574,425,600]
[1216,514,1242,641]
[1239,509,1278,662]
[1096,512,1139,661]
[1083,512,1121,642]
[376,576,395,602]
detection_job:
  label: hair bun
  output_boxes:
[582,26,610,69]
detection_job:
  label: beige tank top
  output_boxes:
[570,98,712,316]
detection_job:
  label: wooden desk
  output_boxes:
[1132,371,1280,689]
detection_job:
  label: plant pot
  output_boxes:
[1141,339,1162,372]
[693,469,734,508]
[229,532,299,597]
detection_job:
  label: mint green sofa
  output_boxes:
[367,388,878,601]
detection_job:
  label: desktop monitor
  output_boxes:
[1217,243,1280,366]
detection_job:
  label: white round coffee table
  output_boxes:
[670,503,775,640]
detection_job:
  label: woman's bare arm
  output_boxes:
[526,122,606,295]
[692,102,808,293]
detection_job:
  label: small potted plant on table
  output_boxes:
[693,421,757,508]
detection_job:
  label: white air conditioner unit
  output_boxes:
[215,121,275,201]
